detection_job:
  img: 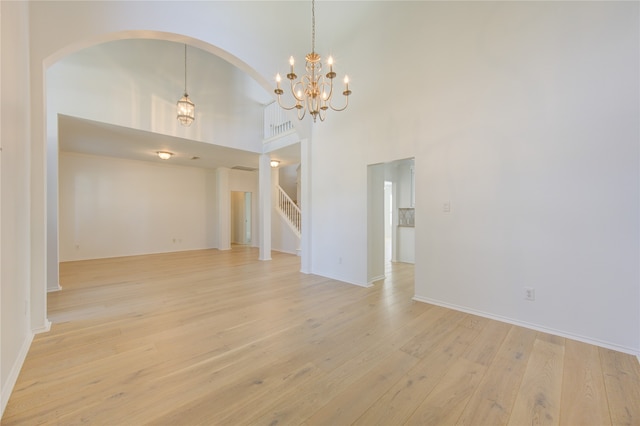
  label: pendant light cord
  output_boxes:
[311,0,316,54]
[184,44,188,95]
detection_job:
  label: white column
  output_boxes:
[258,154,272,260]
[300,138,311,273]
[216,167,231,250]
[46,119,61,292]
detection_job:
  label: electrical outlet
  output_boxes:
[524,287,535,301]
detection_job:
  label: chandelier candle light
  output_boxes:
[177,44,195,127]
[274,0,351,122]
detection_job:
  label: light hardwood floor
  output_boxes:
[3,247,639,425]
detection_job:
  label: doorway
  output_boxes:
[231,191,252,245]
[367,158,415,285]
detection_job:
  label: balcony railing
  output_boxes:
[264,101,294,140]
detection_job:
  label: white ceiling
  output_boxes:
[55,38,301,170]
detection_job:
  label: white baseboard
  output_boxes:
[346,281,373,288]
[367,274,386,286]
[307,268,372,288]
[47,284,62,293]
[1,331,34,417]
[412,295,640,357]
[325,273,372,288]
[272,248,298,256]
[32,319,52,334]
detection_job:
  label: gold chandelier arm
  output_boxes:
[274,75,305,111]
[274,91,299,111]
[319,78,334,104]
[297,103,306,120]
[318,107,327,122]
[329,92,350,112]
[329,76,351,112]
[291,80,306,102]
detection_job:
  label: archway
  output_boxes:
[42,31,278,320]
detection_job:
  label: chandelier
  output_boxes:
[274,0,351,122]
[177,44,195,127]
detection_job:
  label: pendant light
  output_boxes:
[177,44,195,127]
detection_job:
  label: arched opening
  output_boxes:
[43,31,279,314]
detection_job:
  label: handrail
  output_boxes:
[276,185,301,236]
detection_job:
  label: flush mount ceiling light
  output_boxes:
[177,44,195,127]
[274,0,351,123]
[270,160,280,168]
[157,151,173,160]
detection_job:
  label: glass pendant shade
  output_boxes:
[177,44,195,127]
[177,94,195,127]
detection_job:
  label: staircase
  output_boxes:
[276,185,301,237]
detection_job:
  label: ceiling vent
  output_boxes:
[231,165,258,172]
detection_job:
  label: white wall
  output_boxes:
[417,2,638,354]
[278,165,298,203]
[271,213,300,255]
[1,1,34,415]
[230,191,246,244]
[392,159,415,264]
[367,164,385,284]
[315,2,639,354]
[59,152,214,261]
[229,169,259,248]
[58,153,261,261]
[396,228,415,264]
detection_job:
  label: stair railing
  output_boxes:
[276,185,301,236]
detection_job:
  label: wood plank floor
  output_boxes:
[3,247,639,425]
